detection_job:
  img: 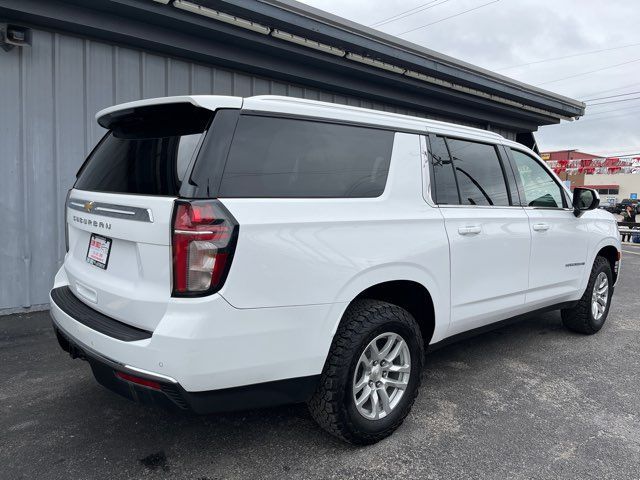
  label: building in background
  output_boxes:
[542,149,640,205]
[0,0,584,312]
[541,149,601,189]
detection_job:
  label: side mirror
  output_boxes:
[572,187,599,217]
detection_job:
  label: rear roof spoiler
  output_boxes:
[96,95,243,129]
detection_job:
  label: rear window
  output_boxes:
[217,116,394,198]
[75,104,212,195]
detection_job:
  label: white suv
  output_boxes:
[50,95,621,444]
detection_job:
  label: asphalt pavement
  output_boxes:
[2,247,640,479]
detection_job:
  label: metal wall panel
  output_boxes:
[0,28,516,311]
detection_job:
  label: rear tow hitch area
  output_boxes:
[69,343,87,361]
[54,325,87,361]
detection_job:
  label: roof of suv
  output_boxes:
[96,95,505,143]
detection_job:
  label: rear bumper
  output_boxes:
[52,321,318,413]
[51,286,152,341]
[49,271,342,408]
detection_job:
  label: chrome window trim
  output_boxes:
[523,206,575,212]
[438,204,526,210]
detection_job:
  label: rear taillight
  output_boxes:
[171,200,238,296]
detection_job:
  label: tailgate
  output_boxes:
[61,98,231,332]
[64,190,175,331]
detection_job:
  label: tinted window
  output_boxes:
[429,136,459,205]
[510,149,564,208]
[218,116,394,198]
[76,105,211,195]
[447,139,510,206]
[176,134,202,181]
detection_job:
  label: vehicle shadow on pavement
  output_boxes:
[5,300,637,479]
[52,312,565,448]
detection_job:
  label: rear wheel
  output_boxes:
[307,299,424,445]
[561,256,613,334]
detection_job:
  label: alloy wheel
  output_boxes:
[591,272,609,321]
[352,332,411,420]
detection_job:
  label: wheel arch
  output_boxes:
[597,244,620,284]
[352,280,437,349]
[333,263,448,344]
[576,238,620,297]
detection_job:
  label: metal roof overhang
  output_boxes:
[0,0,585,132]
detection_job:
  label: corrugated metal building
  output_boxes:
[0,0,584,312]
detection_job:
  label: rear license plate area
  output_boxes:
[86,233,112,270]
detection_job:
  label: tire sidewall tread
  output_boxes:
[561,256,613,335]
[307,299,424,445]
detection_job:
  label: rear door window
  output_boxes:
[429,135,460,205]
[446,138,510,206]
[217,116,394,198]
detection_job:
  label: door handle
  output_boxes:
[458,225,481,235]
[532,223,550,232]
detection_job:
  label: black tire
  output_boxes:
[307,299,424,445]
[561,256,613,334]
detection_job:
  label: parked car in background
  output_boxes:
[614,199,640,215]
[600,204,617,214]
[50,96,622,444]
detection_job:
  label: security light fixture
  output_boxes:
[1,24,32,51]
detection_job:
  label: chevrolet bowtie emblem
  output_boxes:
[84,201,95,212]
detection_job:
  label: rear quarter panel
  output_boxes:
[218,132,450,342]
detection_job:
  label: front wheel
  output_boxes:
[307,299,424,445]
[561,256,613,334]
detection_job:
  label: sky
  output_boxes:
[296,0,640,157]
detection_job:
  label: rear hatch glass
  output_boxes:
[76,103,213,195]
